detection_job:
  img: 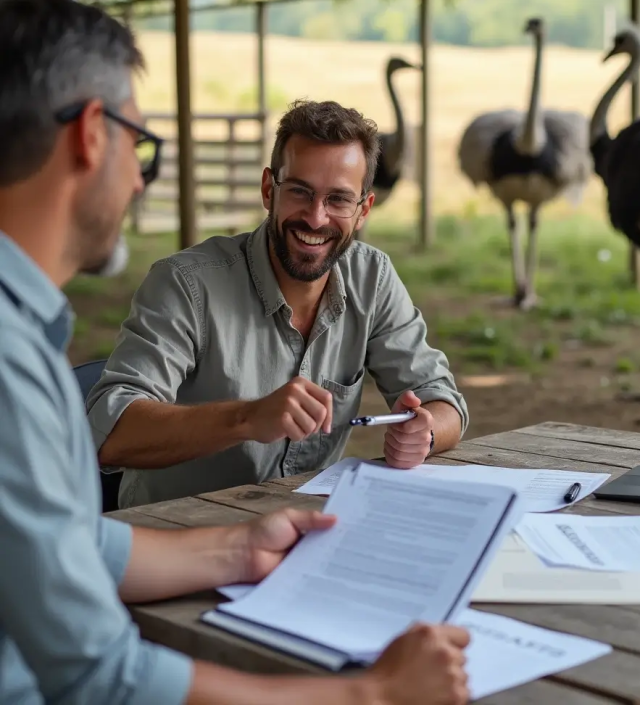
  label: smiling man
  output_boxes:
[87,99,469,509]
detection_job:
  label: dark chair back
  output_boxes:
[72,359,122,513]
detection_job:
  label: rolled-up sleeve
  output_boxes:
[86,258,202,451]
[365,255,469,435]
[0,337,193,705]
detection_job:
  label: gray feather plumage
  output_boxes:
[458,108,592,203]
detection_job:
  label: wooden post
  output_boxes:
[256,1,268,169]
[174,0,197,249]
[418,0,433,250]
[630,0,640,287]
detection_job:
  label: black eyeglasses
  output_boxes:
[55,102,163,186]
[272,177,366,219]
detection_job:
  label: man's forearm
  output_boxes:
[187,661,374,705]
[98,398,253,469]
[119,523,245,604]
[423,400,462,453]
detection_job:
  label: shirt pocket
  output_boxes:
[319,369,366,462]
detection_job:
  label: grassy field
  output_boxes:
[65,32,640,459]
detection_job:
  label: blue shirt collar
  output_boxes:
[0,233,73,351]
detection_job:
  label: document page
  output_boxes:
[515,514,640,571]
[219,463,518,659]
[295,459,609,513]
[456,609,611,700]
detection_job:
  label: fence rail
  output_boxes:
[131,112,268,237]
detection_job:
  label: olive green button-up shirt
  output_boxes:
[86,221,468,508]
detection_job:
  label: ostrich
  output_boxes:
[357,56,419,241]
[457,17,592,310]
[589,27,640,250]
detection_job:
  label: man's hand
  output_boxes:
[244,377,333,444]
[225,508,337,585]
[384,390,434,469]
[366,623,470,705]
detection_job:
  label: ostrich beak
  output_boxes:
[603,47,618,62]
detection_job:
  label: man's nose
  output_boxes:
[301,196,331,230]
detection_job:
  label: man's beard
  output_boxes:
[267,210,355,282]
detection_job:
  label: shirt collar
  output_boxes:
[0,233,73,350]
[247,219,347,318]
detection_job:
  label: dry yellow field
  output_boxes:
[133,31,636,221]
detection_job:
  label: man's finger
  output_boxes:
[284,509,337,535]
[438,624,472,649]
[384,444,424,468]
[294,393,328,434]
[386,428,432,448]
[302,381,333,434]
[391,389,422,412]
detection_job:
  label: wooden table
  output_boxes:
[107,422,640,704]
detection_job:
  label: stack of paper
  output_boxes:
[210,587,611,701]
[515,513,640,572]
[295,457,610,513]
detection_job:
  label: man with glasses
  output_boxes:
[87,99,469,510]
[0,2,471,704]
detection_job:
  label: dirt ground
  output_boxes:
[345,347,640,459]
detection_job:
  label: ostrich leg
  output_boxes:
[507,205,527,307]
[520,205,540,310]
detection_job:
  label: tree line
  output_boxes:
[125,0,629,50]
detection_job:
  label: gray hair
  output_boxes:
[0,0,145,185]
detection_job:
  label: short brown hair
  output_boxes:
[270,99,381,194]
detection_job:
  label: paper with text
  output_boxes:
[472,533,640,603]
[203,599,610,699]
[295,458,609,513]
[456,608,611,699]
[515,514,640,571]
[218,463,519,660]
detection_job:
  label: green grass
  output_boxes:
[365,211,640,372]
[66,210,640,375]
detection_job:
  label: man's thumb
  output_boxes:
[393,389,421,411]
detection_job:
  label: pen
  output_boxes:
[564,482,581,503]
[349,410,417,427]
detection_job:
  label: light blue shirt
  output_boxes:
[0,234,192,704]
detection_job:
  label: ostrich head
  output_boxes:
[603,26,640,62]
[386,56,420,76]
[523,17,544,38]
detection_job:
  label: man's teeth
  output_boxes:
[293,230,329,246]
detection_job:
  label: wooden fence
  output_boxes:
[131,112,268,237]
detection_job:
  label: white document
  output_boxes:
[472,533,640,603]
[205,594,611,699]
[456,608,611,700]
[295,458,610,514]
[216,462,520,661]
[515,513,640,572]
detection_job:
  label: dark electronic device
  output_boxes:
[593,464,640,503]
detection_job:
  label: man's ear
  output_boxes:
[355,191,375,231]
[261,167,274,210]
[72,99,108,176]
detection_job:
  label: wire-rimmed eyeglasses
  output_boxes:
[55,102,163,186]
[272,177,366,218]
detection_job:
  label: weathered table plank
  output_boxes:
[516,422,640,452]
[108,507,183,529]
[133,496,256,527]
[476,681,619,705]
[198,484,326,514]
[458,431,639,470]
[440,444,624,476]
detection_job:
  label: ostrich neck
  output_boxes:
[385,67,405,166]
[515,33,545,155]
[590,48,640,143]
